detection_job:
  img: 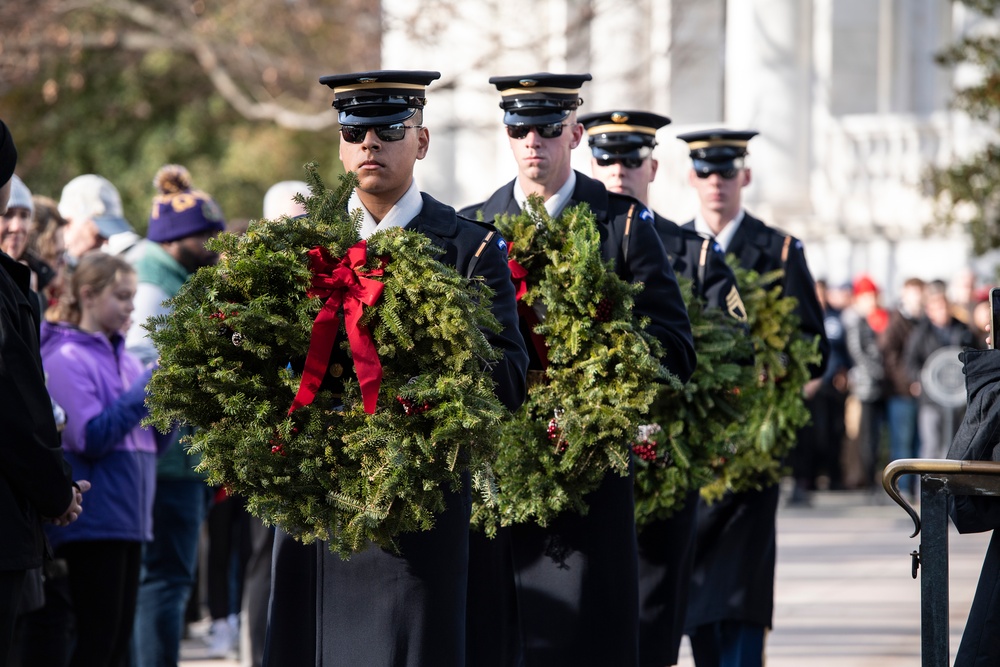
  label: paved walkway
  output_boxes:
[678,489,991,666]
[180,489,993,666]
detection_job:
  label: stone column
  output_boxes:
[724,0,813,222]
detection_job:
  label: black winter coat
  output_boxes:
[946,349,1000,666]
[904,316,976,404]
[0,252,74,572]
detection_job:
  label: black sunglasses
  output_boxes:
[695,167,740,180]
[340,124,422,144]
[596,157,645,169]
[506,123,567,140]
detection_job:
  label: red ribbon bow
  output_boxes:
[508,256,529,302]
[507,248,549,369]
[289,240,385,415]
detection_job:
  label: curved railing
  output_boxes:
[882,458,1000,666]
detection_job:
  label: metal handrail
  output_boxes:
[882,458,1000,537]
[882,458,1000,667]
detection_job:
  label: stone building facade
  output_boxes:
[381,0,994,295]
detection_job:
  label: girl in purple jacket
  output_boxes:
[40,251,164,667]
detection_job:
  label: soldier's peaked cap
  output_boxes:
[319,70,441,126]
[489,72,592,126]
[676,129,759,162]
[579,110,671,161]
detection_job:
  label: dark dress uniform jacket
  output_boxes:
[681,212,829,632]
[638,214,742,667]
[656,213,742,319]
[0,252,75,573]
[263,193,529,667]
[460,172,695,667]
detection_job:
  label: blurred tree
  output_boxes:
[0,0,379,228]
[928,0,1000,255]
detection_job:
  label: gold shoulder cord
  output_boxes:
[622,203,636,264]
[698,238,710,292]
[467,230,496,278]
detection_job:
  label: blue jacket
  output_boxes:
[40,321,162,548]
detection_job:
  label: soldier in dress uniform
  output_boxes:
[263,70,528,667]
[581,110,746,667]
[460,74,695,667]
[676,129,829,667]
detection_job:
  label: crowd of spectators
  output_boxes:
[792,271,985,503]
[2,156,307,666]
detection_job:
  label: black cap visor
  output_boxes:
[591,144,653,162]
[692,156,744,176]
[338,103,418,127]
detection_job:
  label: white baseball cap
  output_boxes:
[58,174,133,238]
[263,180,309,219]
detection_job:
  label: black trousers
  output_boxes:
[956,529,1000,667]
[467,469,640,667]
[637,490,700,667]
[12,561,73,667]
[265,482,470,667]
[57,540,142,667]
[242,515,274,667]
[0,569,26,667]
[206,494,250,620]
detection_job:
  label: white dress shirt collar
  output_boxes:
[349,179,424,240]
[694,208,746,253]
[513,170,577,219]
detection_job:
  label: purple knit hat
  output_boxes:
[147,165,226,243]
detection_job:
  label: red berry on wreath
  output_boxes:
[595,298,614,322]
[547,409,568,453]
[631,439,658,462]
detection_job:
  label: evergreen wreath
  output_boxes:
[471,198,674,536]
[698,262,823,502]
[145,166,506,557]
[633,276,756,528]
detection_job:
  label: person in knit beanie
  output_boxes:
[2,175,35,262]
[126,164,225,362]
[146,164,226,253]
[127,164,225,667]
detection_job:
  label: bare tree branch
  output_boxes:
[0,0,376,129]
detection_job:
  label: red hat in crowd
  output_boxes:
[853,274,879,296]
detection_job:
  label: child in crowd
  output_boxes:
[40,251,165,667]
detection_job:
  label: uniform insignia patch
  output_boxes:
[726,285,748,322]
[639,207,653,222]
[496,237,508,254]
